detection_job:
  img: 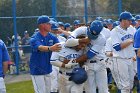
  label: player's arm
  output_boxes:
[3,61,8,75]
[112,39,133,51]
[38,43,61,52]
[2,43,10,75]
[58,28,71,37]
[120,39,133,49]
[105,51,113,57]
[137,48,140,57]
[51,59,78,69]
[65,37,90,47]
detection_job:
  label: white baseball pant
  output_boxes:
[0,77,6,93]
[111,58,135,93]
[31,74,51,93]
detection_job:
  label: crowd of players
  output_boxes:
[1,11,140,93]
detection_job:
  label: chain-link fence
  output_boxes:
[0,0,140,74]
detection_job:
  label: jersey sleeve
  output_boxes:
[30,37,42,50]
[86,35,106,59]
[70,26,87,38]
[110,28,121,51]
[134,29,140,49]
[50,42,65,62]
[105,38,112,52]
[2,42,10,62]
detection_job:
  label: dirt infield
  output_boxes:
[4,73,31,84]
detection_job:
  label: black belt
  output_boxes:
[59,71,72,76]
[90,60,97,63]
[90,59,104,63]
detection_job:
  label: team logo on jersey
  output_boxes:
[49,40,54,45]
[121,34,133,41]
[65,54,80,60]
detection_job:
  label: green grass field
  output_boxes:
[6,80,34,93]
[6,80,137,93]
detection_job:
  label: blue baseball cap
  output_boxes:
[50,18,57,22]
[51,22,59,30]
[106,19,113,24]
[58,22,64,26]
[64,23,71,28]
[135,15,140,21]
[113,21,120,28]
[119,11,133,21]
[37,15,53,25]
[95,17,103,22]
[73,20,80,26]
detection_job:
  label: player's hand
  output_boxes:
[65,63,79,69]
[127,39,133,44]
[50,43,62,52]
[132,56,136,62]
[137,49,140,57]
[63,59,76,64]
[82,65,88,71]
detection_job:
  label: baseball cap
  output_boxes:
[106,19,113,24]
[37,15,53,25]
[119,11,133,21]
[135,15,140,21]
[95,17,103,22]
[73,20,80,26]
[64,23,71,28]
[58,22,64,26]
[51,22,59,30]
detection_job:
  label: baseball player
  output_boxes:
[0,39,10,93]
[65,20,109,93]
[110,11,136,93]
[135,15,140,30]
[29,15,61,93]
[134,26,140,93]
[50,21,67,93]
[73,20,81,30]
[50,35,90,93]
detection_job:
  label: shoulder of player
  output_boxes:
[71,26,87,37]
[93,34,106,45]
[0,39,5,47]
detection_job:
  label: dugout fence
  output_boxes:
[1,0,138,74]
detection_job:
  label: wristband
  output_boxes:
[48,46,51,51]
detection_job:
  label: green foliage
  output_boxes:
[0,0,140,41]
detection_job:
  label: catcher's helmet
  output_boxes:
[69,67,88,84]
[87,20,103,40]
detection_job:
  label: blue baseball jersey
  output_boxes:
[134,28,140,49]
[0,40,10,77]
[29,32,59,75]
[134,28,140,80]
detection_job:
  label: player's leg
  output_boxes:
[51,66,59,93]
[129,60,135,93]
[96,66,109,93]
[31,74,51,93]
[71,82,84,93]
[58,74,68,93]
[84,69,96,93]
[112,58,131,93]
[0,77,6,93]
